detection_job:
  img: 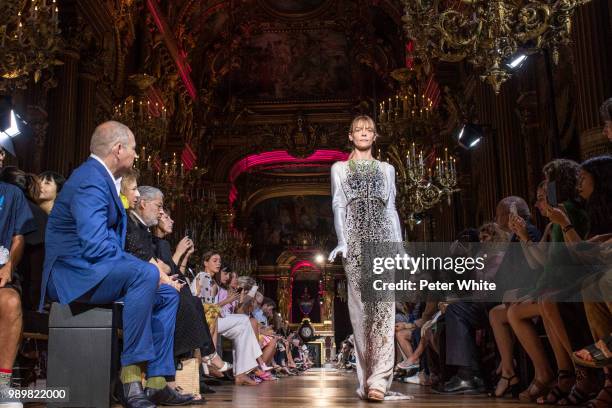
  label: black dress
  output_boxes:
[20,200,48,310]
[153,237,216,357]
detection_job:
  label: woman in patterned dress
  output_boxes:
[328,115,410,402]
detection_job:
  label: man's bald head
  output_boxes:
[90,121,133,157]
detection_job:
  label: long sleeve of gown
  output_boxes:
[385,163,403,242]
[331,162,348,247]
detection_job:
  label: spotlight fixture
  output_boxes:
[0,109,21,156]
[506,53,528,70]
[456,123,484,150]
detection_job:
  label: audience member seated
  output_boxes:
[486,195,543,398]
[152,209,230,383]
[40,121,189,408]
[601,98,611,143]
[37,171,65,215]
[532,159,595,405]
[119,168,139,210]
[395,303,420,372]
[436,218,509,394]
[254,297,279,377]
[0,168,46,312]
[193,252,263,385]
[0,180,35,408]
[547,155,612,407]
[499,185,555,402]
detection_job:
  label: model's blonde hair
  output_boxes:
[349,115,378,137]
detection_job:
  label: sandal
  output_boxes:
[586,384,612,408]
[203,352,232,373]
[489,374,520,398]
[367,388,385,402]
[536,370,575,405]
[572,335,612,368]
[557,368,599,406]
[519,379,552,402]
[557,385,598,406]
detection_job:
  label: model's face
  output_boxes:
[204,254,221,274]
[122,179,140,209]
[577,169,594,201]
[349,119,376,151]
[39,177,58,201]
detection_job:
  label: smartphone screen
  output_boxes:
[546,181,558,207]
[185,229,192,239]
[247,285,258,298]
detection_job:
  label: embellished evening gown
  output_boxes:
[330,159,407,399]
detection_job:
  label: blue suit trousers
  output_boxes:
[47,258,179,377]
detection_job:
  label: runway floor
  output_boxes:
[116,368,543,407]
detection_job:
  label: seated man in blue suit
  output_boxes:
[40,121,193,408]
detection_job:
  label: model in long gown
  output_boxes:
[330,159,411,400]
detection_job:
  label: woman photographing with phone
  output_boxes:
[152,210,230,401]
[525,159,595,405]
[192,252,263,385]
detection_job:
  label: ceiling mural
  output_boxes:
[233,29,351,100]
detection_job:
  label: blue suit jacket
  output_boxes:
[39,158,133,310]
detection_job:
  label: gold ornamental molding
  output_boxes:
[402,0,592,93]
[243,183,330,216]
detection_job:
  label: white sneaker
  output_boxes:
[0,402,23,408]
[0,384,23,408]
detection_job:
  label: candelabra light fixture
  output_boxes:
[401,0,591,93]
[377,62,458,229]
[0,0,63,92]
[387,142,458,230]
[378,67,439,140]
[112,74,168,160]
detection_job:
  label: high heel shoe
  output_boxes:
[518,378,553,402]
[202,353,232,373]
[489,375,520,398]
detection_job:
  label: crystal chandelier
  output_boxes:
[0,0,63,92]
[401,0,591,93]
